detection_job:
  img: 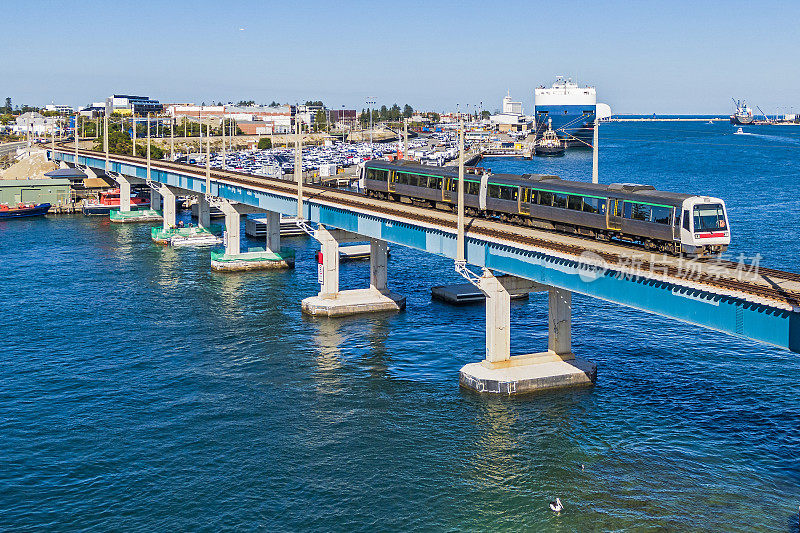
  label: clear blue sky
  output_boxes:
[5,0,800,114]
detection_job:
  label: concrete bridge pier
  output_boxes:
[301,225,405,317]
[197,196,211,229]
[159,185,176,230]
[150,188,162,212]
[459,270,596,395]
[116,174,132,213]
[210,202,294,271]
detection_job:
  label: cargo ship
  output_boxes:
[534,76,611,147]
[0,202,51,218]
[730,99,754,125]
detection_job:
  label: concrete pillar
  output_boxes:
[264,210,280,253]
[317,226,340,298]
[197,196,211,228]
[151,189,162,211]
[548,287,572,356]
[117,175,131,212]
[221,202,241,256]
[160,185,176,230]
[478,271,511,363]
[369,238,389,294]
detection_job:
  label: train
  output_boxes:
[360,160,730,256]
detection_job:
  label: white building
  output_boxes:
[11,112,61,136]
[502,91,523,115]
[44,104,74,115]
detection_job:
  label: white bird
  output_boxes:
[549,498,564,513]
[238,27,245,31]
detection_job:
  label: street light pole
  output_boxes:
[457,115,465,263]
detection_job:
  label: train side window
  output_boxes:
[623,202,632,218]
[539,190,553,206]
[583,197,599,213]
[488,184,501,198]
[468,181,480,195]
[568,195,583,211]
[434,177,443,190]
[499,186,515,201]
[683,210,691,230]
[553,193,568,209]
[528,189,538,204]
[651,206,672,224]
[630,203,650,221]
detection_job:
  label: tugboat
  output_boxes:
[730,99,754,125]
[82,189,150,215]
[534,118,565,157]
[0,202,51,219]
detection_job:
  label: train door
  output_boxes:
[388,171,396,193]
[519,187,530,214]
[443,177,452,202]
[672,207,681,241]
[606,198,623,231]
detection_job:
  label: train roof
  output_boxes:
[365,160,698,205]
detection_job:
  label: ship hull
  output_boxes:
[0,203,51,218]
[730,114,754,125]
[534,104,595,147]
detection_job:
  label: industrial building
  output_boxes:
[0,179,71,207]
[165,104,295,134]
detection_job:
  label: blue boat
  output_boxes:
[0,203,51,218]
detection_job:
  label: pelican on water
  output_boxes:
[549,498,564,513]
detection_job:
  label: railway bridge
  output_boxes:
[50,143,800,395]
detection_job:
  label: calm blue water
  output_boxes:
[2,122,800,531]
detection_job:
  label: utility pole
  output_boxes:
[74,113,78,164]
[366,97,376,148]
[592,114,599,184]
[295,120,303,218]
[403,118,409,160]
[147,113,151,182]
[205,119,211,197]
[170,115,174,161]
[221,116,226,171]
[457,116,465,262]
[132,115,136,156]
[104,115,109,174]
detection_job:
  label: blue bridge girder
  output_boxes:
[52,148,800,354]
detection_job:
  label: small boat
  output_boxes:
[734,127,745,135]
[82,189,150,215]
[707,120,714,124]
[0,202,51,219]
[534,118,565,157]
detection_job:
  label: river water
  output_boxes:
[1,122,799,531]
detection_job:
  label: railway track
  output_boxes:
[61,147,800,308]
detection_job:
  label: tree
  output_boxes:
[304,100,324,107]
[269,101,280,107]
[429,112,440,123]
[237,100,255,106]
[313,109,327,132]
[402,104,413,119]
[358,109,369,128]
[481,110,491,120]
[257,137,272,150]
[3,97,10,114]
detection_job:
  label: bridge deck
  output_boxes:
[52,146,800,352]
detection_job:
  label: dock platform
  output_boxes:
[210,248,295,271]
[245,215,308,237]
[109,208,163,223]
[431,282,530,305]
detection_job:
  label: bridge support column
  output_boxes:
[301,225,405,317]
[197,196,211,229]
[210,203,294,272]
[459,271,596,395]
[150,188,162,212]
[160,185,176,230]
[117,174,132,213]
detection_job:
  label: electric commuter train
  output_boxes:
[360,160,730,256]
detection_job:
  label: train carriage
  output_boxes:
[361,160,729,256]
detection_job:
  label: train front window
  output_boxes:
[693,204,727,231]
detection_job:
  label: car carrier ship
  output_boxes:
[534,76,611,147]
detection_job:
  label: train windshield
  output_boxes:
[693,203,727,231]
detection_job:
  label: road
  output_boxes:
[0,141,27,157]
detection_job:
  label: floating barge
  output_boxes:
[110,208,163,223]
[245,215,308,237]
[151,225,223,246]
[210,248,295,271]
